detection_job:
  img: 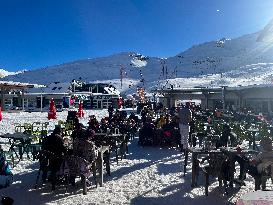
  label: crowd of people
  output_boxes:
[1,101,273,200]
[39,108,139,190]
[137,101,273,189]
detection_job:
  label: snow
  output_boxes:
[0,69,27,78]
[104,86,120,95]
[0,110,269,205]
[0,81,44,88]
[130,58,147,68]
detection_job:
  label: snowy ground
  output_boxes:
[0,110,270,205]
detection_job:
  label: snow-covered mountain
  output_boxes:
[4,19,273,93]
[0,69,27,78]
[4,52,161,84]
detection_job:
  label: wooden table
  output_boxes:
[184,147,222,187]
[94,133,127,164]
[0,133,36,160]
[236,190,273,205]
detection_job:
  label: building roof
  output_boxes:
[0,81,45,89]
[155,83,273,94]
[225,83,273,91]
[26,82,71,94]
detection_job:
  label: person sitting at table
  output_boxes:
[234,137,273,185]
[161,115,173,146]
[71,123,87,140]
[218,124,231,147]
[118,120,128,135]
[86,126,96,141]
[88,116,100,133]
[41,126,66,189]
[99,118,108,133]
[138,117,155,146]
[129,112,139,126]
[0,147,13,188]
[156,115,166,129]
[67,136,97,186]
[251,137,273,179]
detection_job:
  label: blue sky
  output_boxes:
[0,0,273,71]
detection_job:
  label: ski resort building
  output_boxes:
[23,82,71,111]
[0,81,45,111]
[156,84,273,114]
[0,81,120,111]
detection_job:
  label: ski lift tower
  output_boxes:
[221,85,228,110]
[120,66,125,90]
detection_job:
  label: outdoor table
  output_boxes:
[0,133,36,160]
[97,145,110,187]
[184,147,222,187]
[220,147,258,187]
[236,190,273,205]
[94,133,127,164]
[247,128,259,150]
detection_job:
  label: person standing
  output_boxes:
[178,102,192,153]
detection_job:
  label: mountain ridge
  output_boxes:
[3,19,273,94]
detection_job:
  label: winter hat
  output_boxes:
[260,137,272,151]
